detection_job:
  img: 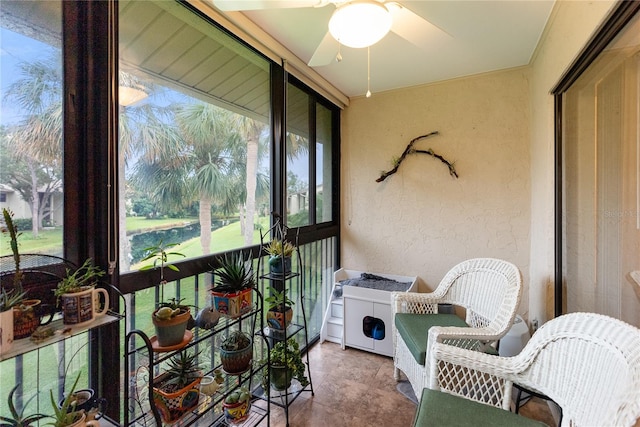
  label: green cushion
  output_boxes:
[413,388,547,427]
[395,313,468,365]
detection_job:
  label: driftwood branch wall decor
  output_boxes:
[376,131,458,183]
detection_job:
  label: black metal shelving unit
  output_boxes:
[124,290,270,427]
[256,220,314,427]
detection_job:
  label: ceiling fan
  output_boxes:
[211,0,443,67]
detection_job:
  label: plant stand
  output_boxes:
[255,219,314,427]
[124,291,270,427]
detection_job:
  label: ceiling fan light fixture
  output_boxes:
[328,1,392,49]
[119,86,148,107]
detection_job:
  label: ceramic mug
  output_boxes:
[59,388,107,419]
[61,287,109,326]
[66,412,100,427]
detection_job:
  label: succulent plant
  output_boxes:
[162,350,201,391]
[212,252,255,293]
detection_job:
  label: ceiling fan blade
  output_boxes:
[212,0,328,11]
[307,32,340,67]
[386,2,451,48]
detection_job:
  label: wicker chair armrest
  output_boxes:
[390,291,444,315]
[428,325,501,344]
[427,340,516,410]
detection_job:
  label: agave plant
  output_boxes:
[212,252,255,293]
[161,350,202,391]
[0,287,26,312]
[49,373,82,427]
[0,383,49,427]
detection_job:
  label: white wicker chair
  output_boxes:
[419,312,640,427]
[391,258,522,401]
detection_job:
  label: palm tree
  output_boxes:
[231,115,269,246]
[119,78,183,270]
[2,55,63,237]
[172,102,240,255]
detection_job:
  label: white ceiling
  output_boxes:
[214,1,555,98]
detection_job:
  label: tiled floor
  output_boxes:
[261,341,557,426]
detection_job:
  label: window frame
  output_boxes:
[552,0,640,317]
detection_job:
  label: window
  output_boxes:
[0,1,64,256]
[118,0,271,273]
[286,79,336,227]
[554,2,640,326]
[0,0,88,418]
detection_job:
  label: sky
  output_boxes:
[1,28,59,126]
[0,24,320,186]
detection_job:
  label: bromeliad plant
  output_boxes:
[160,350,202,392]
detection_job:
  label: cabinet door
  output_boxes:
[372,302,394,357]
[344,298,374,350]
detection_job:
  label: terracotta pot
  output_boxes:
[152,307,191,347]
[63,412,100,427]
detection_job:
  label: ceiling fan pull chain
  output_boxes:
[336,42,342,62]
[366,46,372,98]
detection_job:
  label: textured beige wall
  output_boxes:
[528,0,615,325]
[341,68,532,313]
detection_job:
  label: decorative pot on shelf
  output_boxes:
[219,331,253,374]
[269,256,292,275]
[211,288,252,319]
[0,309,14,355]
[60,286,110,326]
[269,365,292,391]
[152,373,201,424]
[152,307,191,348]
[266,306,293,330]
[13,299,53,339]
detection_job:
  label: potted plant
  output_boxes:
[262,338,309,392]
[54,259,108,326]
[1,208,41,340]
[264,239,295,275]
[0,287,25,355]
[0,383,49,426]
[222,386,251,424]
[219,330,253,374]
[210,252,254,319]
[139,241,191,348]
[152,297,192,348]
[265,286,294,331]
[152,351,202,424]
[49,373,99,427]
